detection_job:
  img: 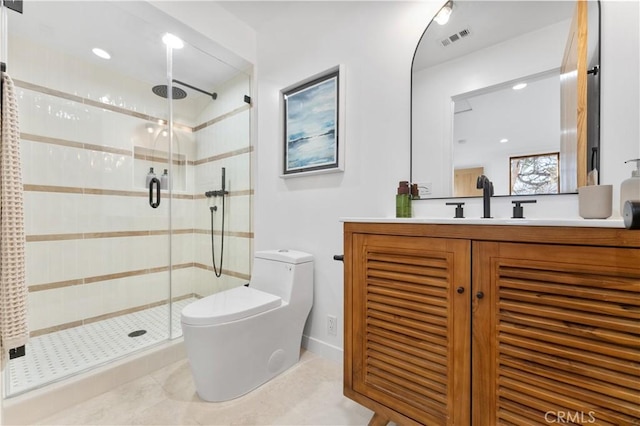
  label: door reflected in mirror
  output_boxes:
[411,0,600,199]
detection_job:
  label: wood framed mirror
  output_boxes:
[410,0,600,198]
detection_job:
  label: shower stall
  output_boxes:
[1,1,253,398]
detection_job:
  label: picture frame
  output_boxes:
[281,67,343,177]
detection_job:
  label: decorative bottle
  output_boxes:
[396,181,412,218]
[620,159,640,213]
[145,167,156,187]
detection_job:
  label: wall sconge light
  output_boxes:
[434,1,453,26]
[145,123,154,133]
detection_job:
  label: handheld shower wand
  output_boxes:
[206,167,228,278]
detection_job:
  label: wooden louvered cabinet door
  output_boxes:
[345,233,471,426]
[473,242,640,425]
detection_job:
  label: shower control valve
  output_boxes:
[205,190,228,198]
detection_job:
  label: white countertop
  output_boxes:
[340,217,626,228]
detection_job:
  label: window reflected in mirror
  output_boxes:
[510,152,559,195]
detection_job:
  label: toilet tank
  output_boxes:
[250,250,313,303]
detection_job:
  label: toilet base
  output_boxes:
[182,303,307,402]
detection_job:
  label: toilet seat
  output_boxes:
[181,286,282,326]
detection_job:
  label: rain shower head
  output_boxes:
[152,85,187,100]
[152,79,217,100]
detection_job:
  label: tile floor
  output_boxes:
[35,350,374,425]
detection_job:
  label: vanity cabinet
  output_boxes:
[343,222,640,426]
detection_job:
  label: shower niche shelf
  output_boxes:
[134,146,187,192]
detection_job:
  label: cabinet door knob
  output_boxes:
[456,287,465,294]
[476,291,484,299]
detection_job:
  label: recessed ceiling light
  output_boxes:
[500,138,509,143]
[162,33,184,49]
[512,83,527,90]
[92,48,111,60]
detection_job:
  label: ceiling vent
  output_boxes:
[440,27,472,47]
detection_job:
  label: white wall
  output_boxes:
[252,0,639,361]
[253,1,439,360]
[599,0,640,209]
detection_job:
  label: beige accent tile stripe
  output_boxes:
[193,263,251,281]
[193,229,254,239]
[21,133,133,156]
[24,184,251,201]
[21,132,251,171]
[28,278,84,292]
[15,79,252,134]
[14,79,193,133]
[194,189,254,199]
[23,184,195,200]
[28,263,188,292]
[26,228,251,243]
[30,293,197,337]
[193,104,251,132]
[28,262,250,293]
[133,153,190,167]
[194,146,253,166]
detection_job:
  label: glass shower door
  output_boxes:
[3,1,174,397]
[167,34,254,336]
[2,0,254,398]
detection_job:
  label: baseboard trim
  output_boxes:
[301,334,343,364]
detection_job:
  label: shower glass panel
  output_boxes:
[170,39,253,306]
[2,1,253,398]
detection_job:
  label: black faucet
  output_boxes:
[476,175,494,218]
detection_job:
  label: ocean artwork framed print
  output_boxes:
[282,68,342,176]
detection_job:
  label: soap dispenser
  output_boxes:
[396,181,412,218]
[620,159,640,213]
[145,167,156,188]
[160,169,169,190]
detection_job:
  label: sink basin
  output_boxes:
[340,217,625,228]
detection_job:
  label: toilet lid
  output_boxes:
[181,286,282,326]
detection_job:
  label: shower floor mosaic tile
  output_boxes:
[7,298,195,396]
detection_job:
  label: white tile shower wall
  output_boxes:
[12,28,253,336]
[192,267,248,299]
[193,75,252,296]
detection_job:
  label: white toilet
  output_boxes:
[180,249,314,402]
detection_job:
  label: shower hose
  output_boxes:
[210,195,225,278]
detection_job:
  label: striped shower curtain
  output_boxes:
[0,72,28,367]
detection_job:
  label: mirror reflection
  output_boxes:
[411,0,600,198]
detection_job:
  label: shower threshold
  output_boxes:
[6,297,195,397]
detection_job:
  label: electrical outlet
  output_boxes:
[327,315,337,336]
[416,182,433,198]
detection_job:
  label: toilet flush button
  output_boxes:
[278,249,289,252]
